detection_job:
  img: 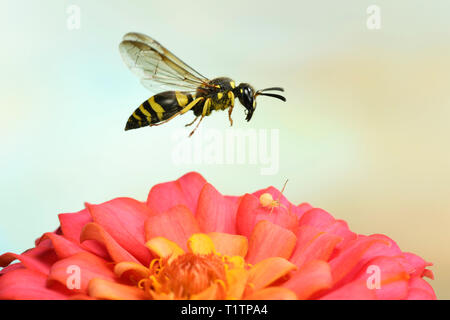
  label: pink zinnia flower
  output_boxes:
[0,172,436,299]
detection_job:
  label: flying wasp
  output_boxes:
[119,32,286,136]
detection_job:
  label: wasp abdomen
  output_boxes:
[125,91,195,130]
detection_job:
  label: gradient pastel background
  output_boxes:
[1,0,449,298]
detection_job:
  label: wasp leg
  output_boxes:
[189,115,204,137]
[189,98,211,137]
[150,97,204,127]
[185,116,199,127]
[227,91,235,126]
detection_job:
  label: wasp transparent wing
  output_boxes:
[139,78,200,93]
[119,32,209,92]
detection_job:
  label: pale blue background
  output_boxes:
[1,0,449,297]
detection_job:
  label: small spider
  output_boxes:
[259,179,289,213]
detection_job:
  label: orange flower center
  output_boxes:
[140,252,229,299]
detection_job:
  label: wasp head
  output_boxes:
[236,84,286,121]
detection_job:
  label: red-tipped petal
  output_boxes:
[246,220,297,264]
[48,251,117,293]
[144,204,200,251]
[86,198,152,265]
[146,172,207,214]
[196,183,238,233]
[282,260,333,299]
[80,222,139,264]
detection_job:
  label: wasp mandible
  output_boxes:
[119,32,286,137]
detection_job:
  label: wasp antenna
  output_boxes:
[258,93,286,102]
[258,87,284,93]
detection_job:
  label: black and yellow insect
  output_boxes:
[119,32,286,136]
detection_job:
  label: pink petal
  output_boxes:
[331,234,403,285]
[353,256,410,300]
[80,222,140,264]
[40,233,85,259]
[323,220,357,252]
[406,277,437,300]
[246,220,297,264]
[319,279,377,300]
[400,252,433,278]
[48,252,117,294]
[236,193,299,238]
[357,234,402,259]
[0,269,70,300]
[88,278,148,300]
[291,202,313,220]
[293,225,323,250]
[58,209,108,258]
[0,239,57,275]
[407,288,436,300]
[0,263,23,275]
[298,208,335,229]
[146,171,207,214]
[86,198,151,265]
[282,260,333,299]
[290,232,342,268]
[196,183,238,233]
[244,287,297,300]
[329,236,390,286]
[144,204,200,251]
[225,195,242,205]
[293,222,353,260]
[422,269,434,280]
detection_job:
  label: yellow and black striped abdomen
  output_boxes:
[125,91,195,130]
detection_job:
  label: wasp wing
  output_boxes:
[119,32,209,92]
